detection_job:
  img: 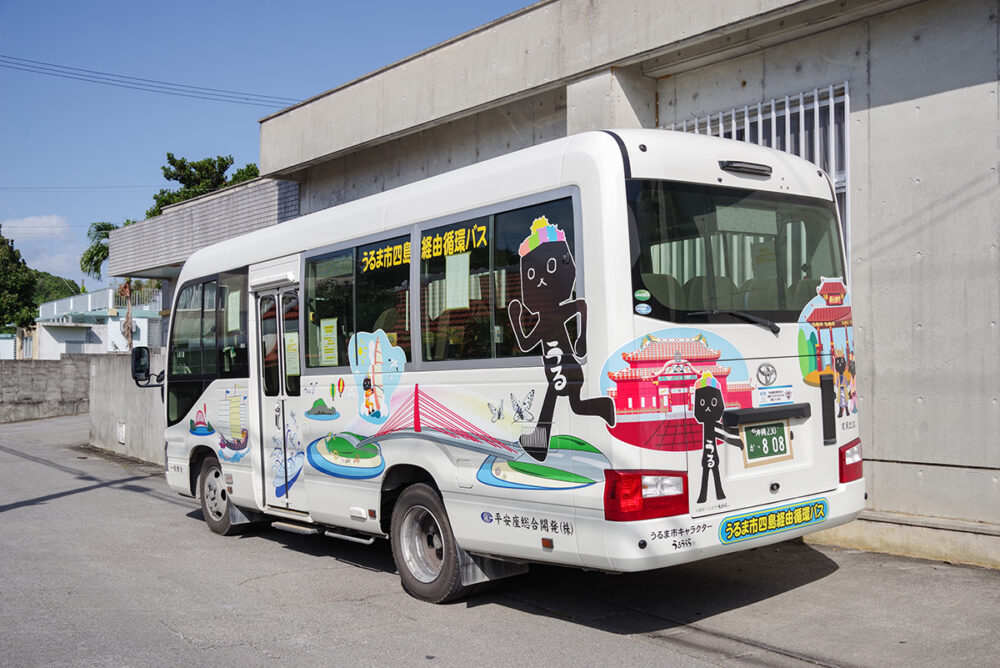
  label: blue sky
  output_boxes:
[0,1,534,291]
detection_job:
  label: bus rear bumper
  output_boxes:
[598,479,866,572]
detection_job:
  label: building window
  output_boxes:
[667,82,850,260]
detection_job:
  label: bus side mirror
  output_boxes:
[132,346,150,383]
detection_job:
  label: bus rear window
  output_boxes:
[627,179,844,323]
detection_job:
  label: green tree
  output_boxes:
[79,221,120,280]
[146,153,259,218]
[33,270,81,305]
[0,225,38,332]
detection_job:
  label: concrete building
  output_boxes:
[33,287,162,359]
[109,0,999,566]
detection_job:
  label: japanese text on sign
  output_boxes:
[480,511,573,535]
[361,241,411,273]
[649,523,711,542]
[421,224,488,261]
[719,499,827,544]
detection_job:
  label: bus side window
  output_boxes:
[493,198,574,358]
[357,235,411,361]
[167,280,219,426]
[304,250,354,368]
[260,295,279,397]
[218,270,248,377]
[420,217,491,361]
[201,281,218,377]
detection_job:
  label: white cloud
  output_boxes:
[1,214,71,240]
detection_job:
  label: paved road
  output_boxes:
[1,415,997,667]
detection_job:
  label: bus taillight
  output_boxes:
[604,470,688,521]
[839,438,863,483]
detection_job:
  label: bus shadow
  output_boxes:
[184,509,399,572]
[475,539,839,635]
[184,509,836,634]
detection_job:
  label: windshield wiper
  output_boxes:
[689,309,781,335]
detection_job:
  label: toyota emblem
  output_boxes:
[757,363,777,386]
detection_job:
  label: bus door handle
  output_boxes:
[274,405,281,429]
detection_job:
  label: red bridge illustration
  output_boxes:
[355,384,520,458]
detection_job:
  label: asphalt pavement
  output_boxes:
[1,415,997,667]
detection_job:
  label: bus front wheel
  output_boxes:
[390,483,470,603]
[199,456,237,536]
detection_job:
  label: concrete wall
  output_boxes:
[300,88,567,214]
[88,352,167,465]
[36,324,106,360]
[660,0,1000,562]
[260,0,912,176]
[0,355,91,423]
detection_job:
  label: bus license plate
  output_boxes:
[742,420,792,467]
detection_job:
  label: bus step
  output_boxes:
[271,521,319,536]
[324,528,376,546]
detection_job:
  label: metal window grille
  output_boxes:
[666,82,851,259]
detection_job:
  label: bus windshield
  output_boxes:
[627,179,844,324]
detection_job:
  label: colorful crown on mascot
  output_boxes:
[695,371,720,390]
[518,216,566,256]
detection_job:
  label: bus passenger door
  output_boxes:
[257,289,307,511]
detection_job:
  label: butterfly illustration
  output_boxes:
[487,398,504,423]
[510,390,535,422]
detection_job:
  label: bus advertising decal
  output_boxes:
[796,276,857,418]
[600,329,753,451]
[692,372,744,504]
[189,402,215,435]
[475,434,608,491]
[306,432,385,480]
[303,381,341,421]
[267,408,305,498]
[507,215,616,462]
[719,498,828,544]
[217,385,250,462]
[420,224,487,260]
[349,330,406,425]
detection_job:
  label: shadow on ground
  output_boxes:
[186,506,838,636]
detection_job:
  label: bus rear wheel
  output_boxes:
[199,456,237,536]
[390,483,470,603]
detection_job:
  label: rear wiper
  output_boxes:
[689,309,781,335]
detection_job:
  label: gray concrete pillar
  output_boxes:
[566,65,657,134]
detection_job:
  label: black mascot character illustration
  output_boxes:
[834,350,850,418]
[507,216,616,461]
[692,372,743,504]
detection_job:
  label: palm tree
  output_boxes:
[80,220,137,349]
[79,221,119,280]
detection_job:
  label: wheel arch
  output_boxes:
[379,463,440,535]
[188,444,218,497]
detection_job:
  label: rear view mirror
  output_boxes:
[131,346,150,383]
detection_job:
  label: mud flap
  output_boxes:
[229,504,263,527]
[458,547,529,586]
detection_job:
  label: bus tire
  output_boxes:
[390,483,469,603]
[199,456,237,536]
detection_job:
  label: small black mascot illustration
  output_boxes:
[834,349,850,418]
[508,216,616,461]
[693,372,743,504]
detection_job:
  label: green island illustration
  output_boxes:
[324,432,380,460]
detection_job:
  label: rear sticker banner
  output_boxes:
[719,498,828,544]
